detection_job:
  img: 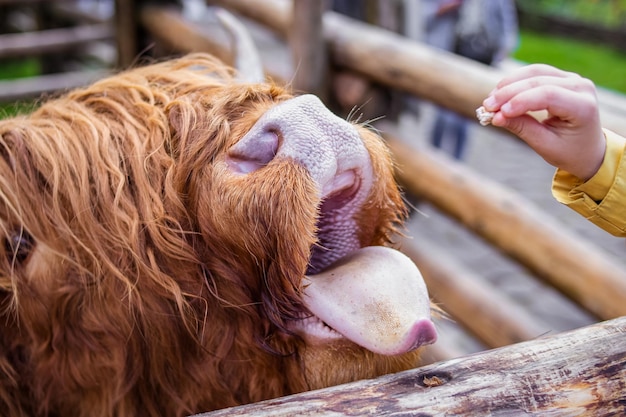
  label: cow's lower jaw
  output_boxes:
[298,332,424,391]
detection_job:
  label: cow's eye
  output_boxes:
[5,230,33,265]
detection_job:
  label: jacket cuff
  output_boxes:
[552,129,626,236]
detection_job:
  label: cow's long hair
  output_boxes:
[0,54,410,417]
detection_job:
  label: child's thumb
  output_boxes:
[497,114,545,149]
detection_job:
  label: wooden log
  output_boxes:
[138,6,290,83]
[194,316,626,416]
[383,131,626,320]
[0,70,110,102]
[323,13,495,118]
[207,0,626,137]
[139,5,232,64]
[398,236,551,348]
[290,0,328,99]
[0,24,113,59]
[207,0,492,117]
[206,0,291,38]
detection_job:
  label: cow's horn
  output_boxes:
[215,8,265,83]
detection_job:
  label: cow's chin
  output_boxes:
[288,314,421,390]
[299,336,422,390]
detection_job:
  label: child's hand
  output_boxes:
[481,64,606,181]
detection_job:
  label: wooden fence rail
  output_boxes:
[0,23,113,59]
[195,316,626,417]
[206,0,626,138]
[399,235,552,350]
[384,130,626,321]
[0,70,109,102]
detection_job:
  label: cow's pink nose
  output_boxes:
[225,94,373,202]
[227,94,340,176]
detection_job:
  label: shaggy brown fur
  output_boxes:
[0,53,421,416]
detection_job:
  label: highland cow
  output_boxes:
[0,53,436,417]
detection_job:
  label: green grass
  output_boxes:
[0,58,41,118]
[513,29,626,94]
[516,0,626,29]
[0,58,40,80]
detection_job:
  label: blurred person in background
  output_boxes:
[424,0,518,159]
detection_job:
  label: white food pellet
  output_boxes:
[475,106,495,126]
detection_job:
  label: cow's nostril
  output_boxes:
[226,127,280,174]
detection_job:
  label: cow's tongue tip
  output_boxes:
[303,246,436,355]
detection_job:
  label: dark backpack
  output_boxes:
[454,0,502,64]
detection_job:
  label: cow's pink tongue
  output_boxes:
[302,246,436,355]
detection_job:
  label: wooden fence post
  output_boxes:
[114,0,138,68]
[290,0,328,100]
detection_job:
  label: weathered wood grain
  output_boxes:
[194,317,626,416]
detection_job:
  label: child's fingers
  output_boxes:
[485,74,594,110]
[483,74,596,120]
[494,64,575,90]
[498,85,597,123]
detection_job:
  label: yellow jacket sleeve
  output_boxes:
[552,129,626,237]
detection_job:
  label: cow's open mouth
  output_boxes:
[293,170,437,356]
[293,313,344,342]
[306,169,362,276]
[294,169,364,342]
[225,92,437,355]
